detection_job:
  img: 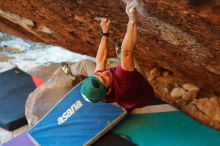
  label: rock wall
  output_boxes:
[0,0,220,130]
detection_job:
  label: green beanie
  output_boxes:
[80,76,107,103]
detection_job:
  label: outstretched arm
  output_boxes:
[95,18,110,72]
[121,1,137,71]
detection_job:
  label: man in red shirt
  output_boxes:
[25,1,155,127]
[80,1,154,111]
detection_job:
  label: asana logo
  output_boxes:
[57,100,83,125]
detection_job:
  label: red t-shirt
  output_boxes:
[101,65,154,111]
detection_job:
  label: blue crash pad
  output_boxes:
[28,82,127,146]
[0,68,42,131]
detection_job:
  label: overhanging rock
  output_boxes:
[0,0,220,130]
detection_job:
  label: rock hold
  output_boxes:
[182,83,200,92]
[148,68,161,81]
[182,90,198,101]
[170,87,186,99]
[206,64,220,76]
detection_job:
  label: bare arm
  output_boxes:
[95,18,110,71]
[121,2,137,71]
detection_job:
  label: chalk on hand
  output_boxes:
[129,7,134,13]
[131,0,138,8]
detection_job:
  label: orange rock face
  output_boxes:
[0,0,220,130]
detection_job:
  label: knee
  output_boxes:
[80,59,96,70]
[80,59,96,66]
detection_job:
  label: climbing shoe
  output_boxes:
[60,62,75,80]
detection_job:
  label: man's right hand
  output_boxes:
[126,1,137,23]
[100,18,110,33]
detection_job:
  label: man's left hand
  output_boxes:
[100,18,111,33]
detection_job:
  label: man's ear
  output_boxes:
[106,87,112,95]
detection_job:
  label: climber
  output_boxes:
[25,1,155,127]
[80,1,155,111]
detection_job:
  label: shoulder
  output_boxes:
[111,65,138,83]
[115,65,136,75]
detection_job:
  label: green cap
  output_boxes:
[80,76,107,103]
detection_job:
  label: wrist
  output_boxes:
[128,19,136,24]
[100,30,109,38]
[102,30,109,33]
[101,35,108,39]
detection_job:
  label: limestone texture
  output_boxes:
[0,0,220,130]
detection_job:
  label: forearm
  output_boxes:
[121,20,137,71]
[121,20,137,54]
[96,36,108,67]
